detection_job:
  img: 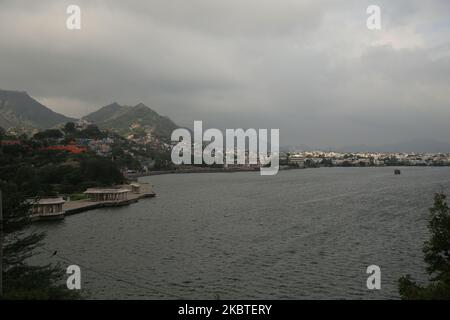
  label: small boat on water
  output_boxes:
[394,169,401,175]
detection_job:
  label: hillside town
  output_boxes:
[3,122,450,179]
[2,89,450,175]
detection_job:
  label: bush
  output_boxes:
[399,193,450,299]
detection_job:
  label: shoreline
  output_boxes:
[64,192,155,216]
[127,167,261,179]
[126,164,450,179]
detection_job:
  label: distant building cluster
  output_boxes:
[76,137,114,156]
[282,151,450,167]
[75,119,91,130]
[126,132,169,150]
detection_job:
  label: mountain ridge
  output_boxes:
[0,89,75,129]
[0,90,179,140]
[83,102,179,139]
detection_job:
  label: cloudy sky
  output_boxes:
[0,0,449,147]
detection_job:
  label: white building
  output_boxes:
[29,197,66,220]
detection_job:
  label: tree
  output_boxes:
[33,129,63,140]
[63,122,76,134]
[398,193,450,299]
[321,158,333,167]
[0,126,4,156]
[304,159,318,168]
[79,125,105,139]
[1,181,80,299]
[79,157,124,186]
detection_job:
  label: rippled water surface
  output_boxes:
[32,167,450,299]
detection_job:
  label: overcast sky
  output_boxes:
[0,0,449,147]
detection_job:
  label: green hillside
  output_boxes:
[84,102,178,139]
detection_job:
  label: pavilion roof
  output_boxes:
[28,197,65,205]
[83,188,129,194]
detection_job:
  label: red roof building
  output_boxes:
[43,145,87,154]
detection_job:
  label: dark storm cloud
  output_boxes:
[0,0,449,147]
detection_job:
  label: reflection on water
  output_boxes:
[31,167,450,299]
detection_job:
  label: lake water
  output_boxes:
[32,167,450,299]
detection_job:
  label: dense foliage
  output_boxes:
[0,128,125,197]
[1,124,126,299]
[399,193,450,299]
[1,181,80,299]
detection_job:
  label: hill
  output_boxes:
[84,102,178,139]
[0,89,75,130]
